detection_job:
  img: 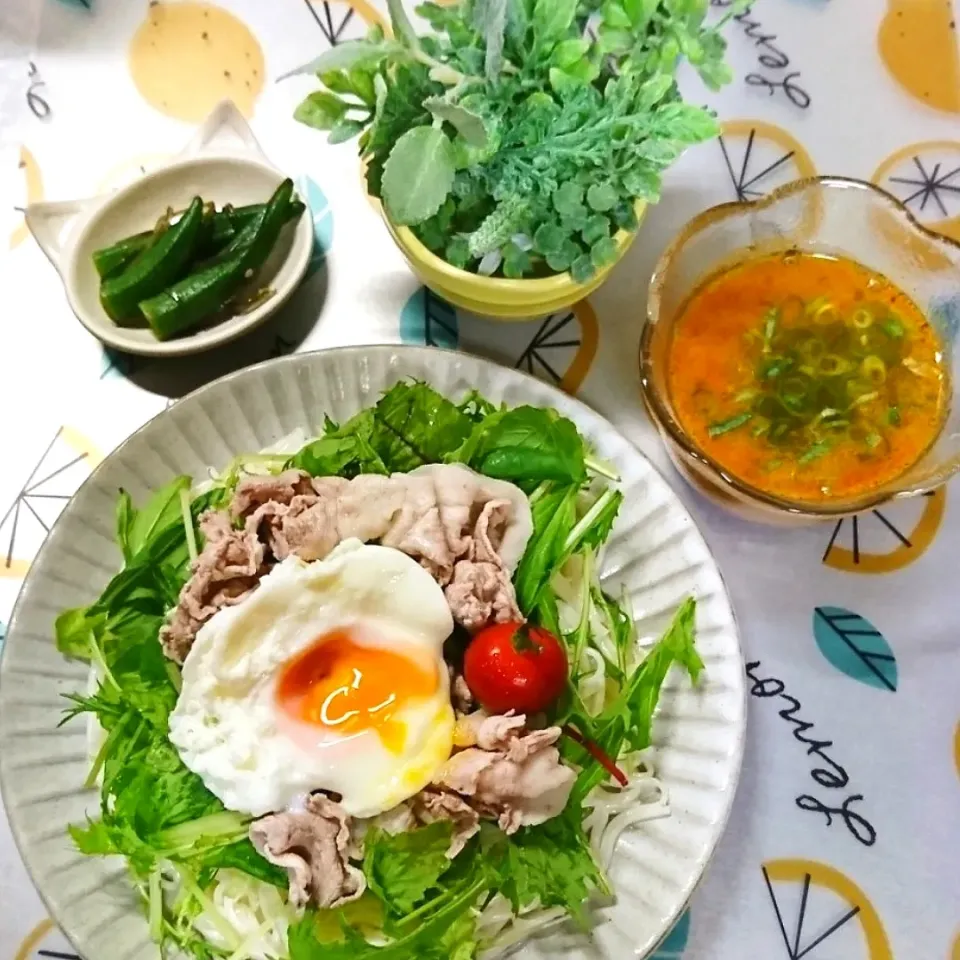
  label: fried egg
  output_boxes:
[168,539,455,817]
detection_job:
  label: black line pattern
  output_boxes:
[38,950,80,960]
[304,0,355,45]
[718,129,796,202]
[515,312,580,385]
[0,428,88,570]
[762,866,861,959]
[822,490,935,565]
[888,156,960,219]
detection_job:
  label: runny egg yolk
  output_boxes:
[276,630,439,753]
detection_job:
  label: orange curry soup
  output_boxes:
[667,252,947,503]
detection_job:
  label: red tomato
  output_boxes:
[463,622,568,714]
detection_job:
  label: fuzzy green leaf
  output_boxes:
[533,221,566,256]
[294,91,350,130]
[329,117,367,144]
[546,239,580,273]
[551,38,590,68]
[387,0,421,49]
[280,39,391,80]
[601,2,632,28]
[590,235,618,268]
[570,255,595,284]
[423,97,489,148]
[581,213,610,245]
[502,241,531,278]
[533,0,577,43]
[586,182,618,212]
[382,127,456,225]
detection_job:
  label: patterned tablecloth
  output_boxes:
[2,1,959,958]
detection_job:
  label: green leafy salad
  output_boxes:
[289,0,737,280]
[56,381,702,959]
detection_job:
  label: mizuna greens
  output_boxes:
[289,0,737,280]
[57,380,702,959]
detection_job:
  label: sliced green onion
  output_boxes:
[861,355,886,384]
[865,432,882,449]
[799,441,831,464]
[852,308,874,329]
[881,316,905,339]
[762,307,779,353]
[708,412,752,437]
[887,406,901,426]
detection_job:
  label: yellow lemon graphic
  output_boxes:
[129,2,265,122]
[14,919,78,960]
[878,0,960,114]
[0,427,102,579]
[873,141,960,244]
[94,153,172,194]
[9,146,43,250]
[762,859,892,959]
[822,489,945,574]
[717,120,820,237]
[952,930,960,960]
[954,720,960,782]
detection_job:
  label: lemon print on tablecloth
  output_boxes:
[873,141,960,243]
[128,2,264,123]
[303,0,386,44]
[9,146,43,250]
[0,427,102,579]
[650,909,690,958]
[15,918,79,960]
[954,720,960,781]
[399,289,599,394]
[762,859,892,959]
[821,489,945,574]
[812,607,897,692]
[716,120,820,237]
[877,0,959,114]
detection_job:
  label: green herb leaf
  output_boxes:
[492,804,604,921]
[55,606,101,660]
[574,598,701,798]
[449,405,587,489]
[329,117,368,144]
[294,91,350,131]
[586,183,618,212]
[423,97,489,148]
[533,0,577,43]
[383,127,456,226]
[364,823,456,915]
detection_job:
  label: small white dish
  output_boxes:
[25,101,313,358]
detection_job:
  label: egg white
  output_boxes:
[168,539,455,817]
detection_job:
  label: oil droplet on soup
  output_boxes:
[667,252,947,503]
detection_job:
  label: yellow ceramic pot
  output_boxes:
[382,201,646,319]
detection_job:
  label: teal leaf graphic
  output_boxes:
[812,606,897,692]
[652,909,690,958]
[400,286,459,349]
[0,621,5,654]
[295,174,334,275]
[56,0,92,7]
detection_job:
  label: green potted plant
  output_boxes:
[290,0,736,318]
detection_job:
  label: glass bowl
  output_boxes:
[639,176,960,524]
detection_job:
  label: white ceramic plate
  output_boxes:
[0,347,745,960]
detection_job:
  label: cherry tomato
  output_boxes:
[463,621,568,714]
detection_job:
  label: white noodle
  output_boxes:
[191,869,299,960]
